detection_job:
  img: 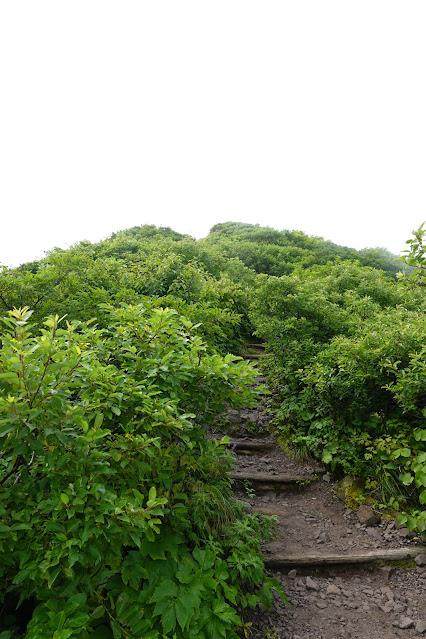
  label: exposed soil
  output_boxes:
[211,368,426,639]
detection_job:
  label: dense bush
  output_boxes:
[0,229,257,353]
[0,305,282,638]
[251,256,426,534]
[204,222,401,277]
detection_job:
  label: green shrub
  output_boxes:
[0,306,283,638]
[251,258,426,534]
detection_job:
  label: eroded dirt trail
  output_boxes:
[211,353,426,639]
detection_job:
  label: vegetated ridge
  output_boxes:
[0,221,424,638]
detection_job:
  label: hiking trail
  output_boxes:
[212,346,426,639]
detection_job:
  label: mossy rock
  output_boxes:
[335,476,365,508]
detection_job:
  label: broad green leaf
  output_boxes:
[175,598,190,631]
[94,413,104,429]
[67,613,91,628]
[52,631,72,639]
[160,601,176,635]
[399,473,414,486]
[150,580,178,603]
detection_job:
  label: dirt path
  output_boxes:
[211,359,426,639]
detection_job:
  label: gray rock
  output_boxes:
[357,504,380,527]
[381,586,394,599]
[394,604,407,613]
[288,569,297,579]
[414,553,426,567]
[399,617,415,629]
[227,410,242,424]
[415,620,426,634]
[380,565,395,581]
[306,576,320,591]
[326,584,341,595]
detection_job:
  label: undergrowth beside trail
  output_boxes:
[251,225,426,536]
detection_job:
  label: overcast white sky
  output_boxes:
[1,2,425,267]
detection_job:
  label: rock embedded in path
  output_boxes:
[379,565,395,581]
[398,617,415,629]
[357,505,380,527]
[306,576,320,591]
[414,554,426,567]
[415,620,426,634]
[326,584,341,595]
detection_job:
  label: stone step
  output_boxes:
[263,546,426,568]
[242,353,263,360]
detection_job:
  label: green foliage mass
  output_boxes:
[0,226,257,354]
[251,227,426,534]
[0,219,424,635]
[203,221,401,278]
[0,305,283,638]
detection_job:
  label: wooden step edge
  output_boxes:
[263,546,426,568]
[246,343,266,350]
[242,354,263,360]
[230,472,318,484]
[228,440,275,451]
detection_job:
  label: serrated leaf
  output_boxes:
[221,582,237,604]
[160,601,176,635]
[212,599,240,624]
[175,598,190,631]
[257,581,273,608]
[121,558,148,588]
[176,557,194,584]
[150,579,178,603]
[322,450,333,464]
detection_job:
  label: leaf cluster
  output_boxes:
[0,305,281,637]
